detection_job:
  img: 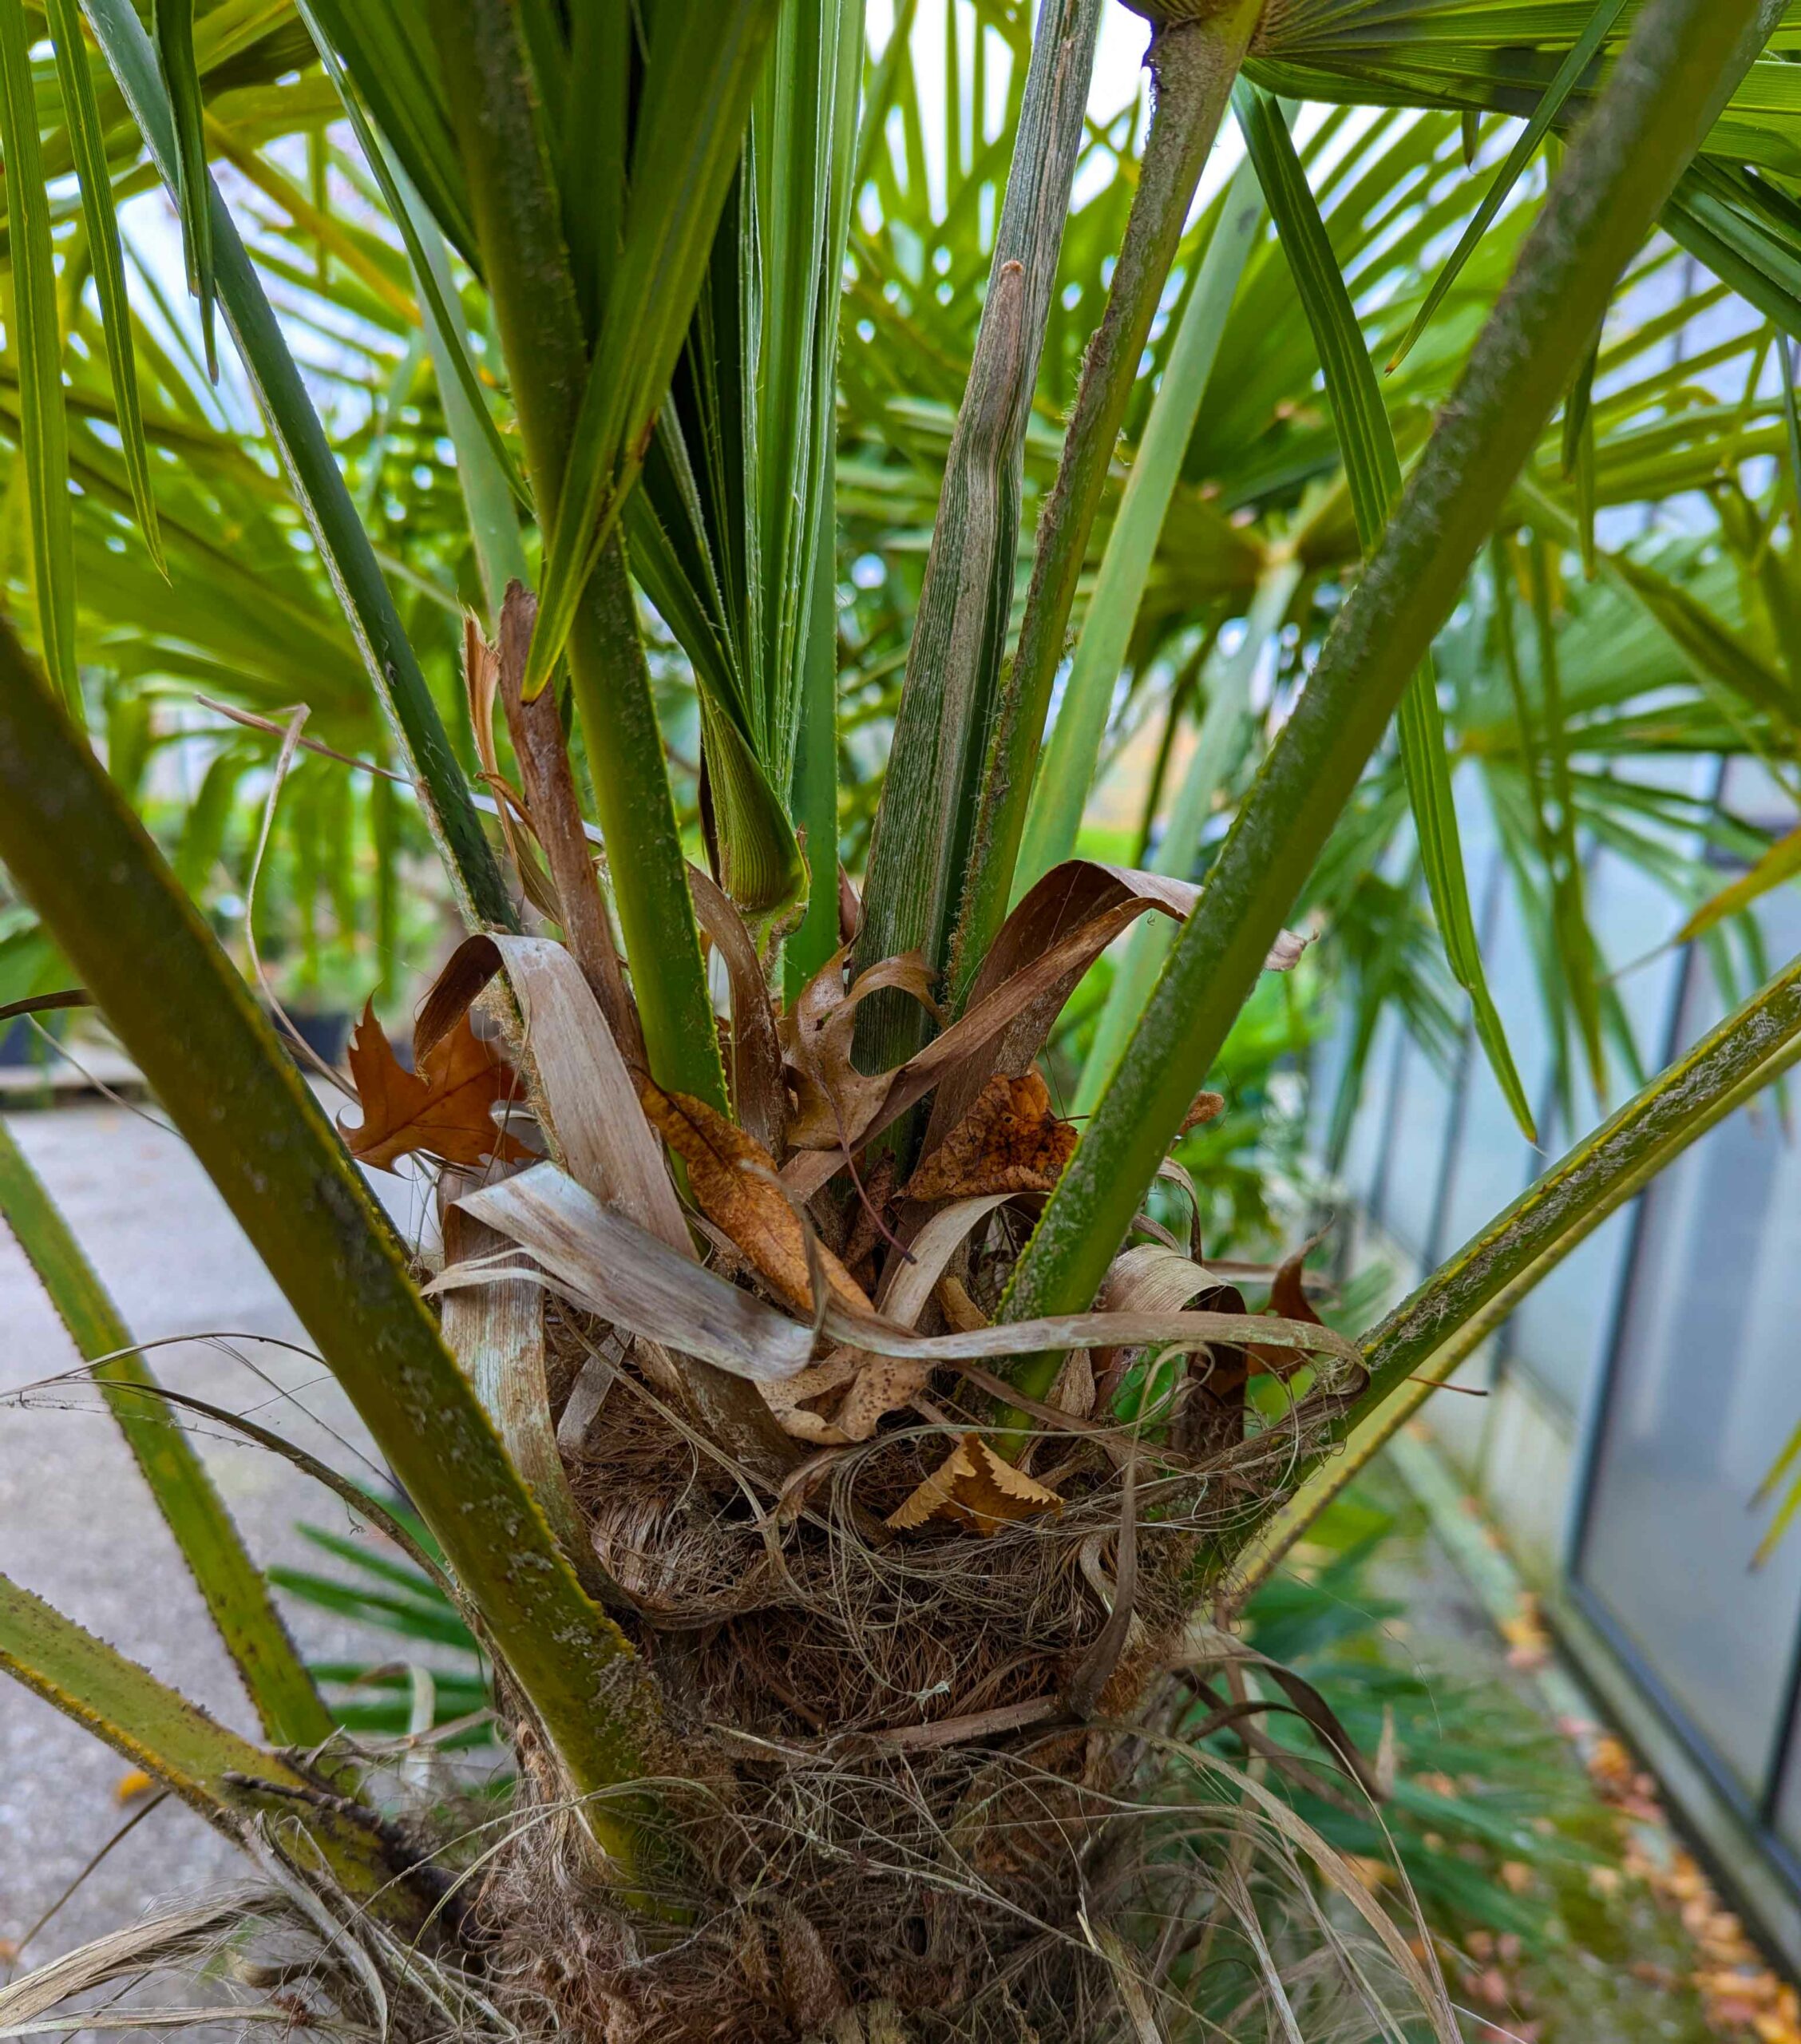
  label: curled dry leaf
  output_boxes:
[782,858,1309,1201]
[935,1273,990,1334]
[342,1000,530,1171]
[449,1165,816,1383]
[638,1079,872,1317]
[759,1348,861,1445]
[1098,1241,1249,1455]
[833,1193,1011,1441]
[453,1164,1361,1388]
[689,862,786,1158]
[1268,1236,1328,1326]
[887,1431,1063,1536]
[902,1070,1076,1202]
[1249,1231,1330,1376]
[782,942,940,1152]
[1179,1089,1226,1136]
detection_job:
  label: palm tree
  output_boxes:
[0,0,1798,2037]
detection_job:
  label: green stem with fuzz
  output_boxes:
[952,2,1263,1004]
[1000,0,1778,1397]
[852,0,1102,1087]
[0,623,666,1867]
[0,1575,444,1936]
[0,1121,333,1749]
[436,0,726,1111]
[1233,942,1801,1590]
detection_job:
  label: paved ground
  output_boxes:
[0,1094,439,1972]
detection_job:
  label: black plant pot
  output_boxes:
[0,1017,49,1066]
[272,1008,353,1067]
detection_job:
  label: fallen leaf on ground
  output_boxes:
[639,1080,871,1317]
[343,1003,531,1171]
[1500,1593,1551,1670]
[903,1071,1075,1201]
[760,1349,860,1444]
[887,1432,1062,1535]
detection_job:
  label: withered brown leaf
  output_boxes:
[887,1432,1062,1536]
[639,1080,872,1317]
[782,943,940,1153]
[902,1071,1076,1202]
[1178,1089,1226,1136]
[1249,1234,1328,1377]
[344,1001,531,1171]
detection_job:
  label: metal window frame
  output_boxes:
[1562,755,1801,1853]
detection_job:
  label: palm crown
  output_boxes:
[0,2,1798,2038]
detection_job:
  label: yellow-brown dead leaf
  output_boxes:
[902,1072,1075,1202]
[639,1080,871,1317]
[344,1002,531,1172]
[934,1274,990,1333]
[1179,1089,1225,1135]
[887,1432,1062,1536]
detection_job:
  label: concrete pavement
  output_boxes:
[0,1096,438,1969]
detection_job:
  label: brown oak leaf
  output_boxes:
[887,1432,1062,1536]
[638,1080,872,1317]
[902,1071,1075,1202]
[343,1001,530,1171]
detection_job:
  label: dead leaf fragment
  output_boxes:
[1179,1090,1225,1135]
[781,943,940,1153]
[935,1273,989,1333]
[343,1002,531,1172]
[1242,1230,1333,1378]
[887,1432,1062,1535]
[638,1080,871,1317]
[903,1071,1076,1201]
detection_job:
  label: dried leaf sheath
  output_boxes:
[493,580,643,1064]
[441,1171,602,1599]
[410,931,798,1474]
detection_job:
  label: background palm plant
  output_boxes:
[0,0,1799,2037]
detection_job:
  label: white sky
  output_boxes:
[862,2,1253,223]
